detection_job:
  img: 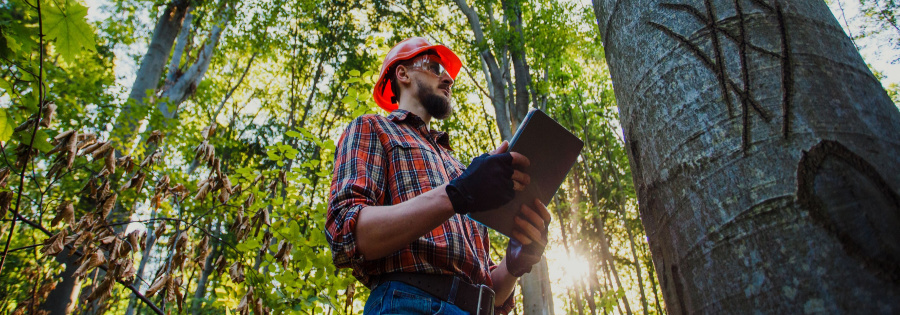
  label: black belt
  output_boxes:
[372,273,495,315]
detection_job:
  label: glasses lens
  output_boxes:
[411,56,447,77]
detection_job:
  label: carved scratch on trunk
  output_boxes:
[652,0,792,153]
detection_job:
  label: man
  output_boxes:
[326,37,550,314]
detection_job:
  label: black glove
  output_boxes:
[446,153,514,214]
[506,237,546,277]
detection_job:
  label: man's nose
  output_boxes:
[440,71,454,87]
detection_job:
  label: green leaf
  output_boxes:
[0,77,11,93]
[285,130,302,138]
[0,110,13,142]
[43,0,97,62]
[349,70,360,76]
[14,130,53,153]
[346,77,359,83]
[2,32,21,53]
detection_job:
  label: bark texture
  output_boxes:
[593,0,900,313]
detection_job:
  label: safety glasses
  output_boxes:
[408,55,448,78]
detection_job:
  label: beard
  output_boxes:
[415,78,452,120]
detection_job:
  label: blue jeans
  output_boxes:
[364,281,471,314]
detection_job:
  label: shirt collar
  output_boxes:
[387,109,453,151]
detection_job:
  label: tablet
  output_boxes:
[467,109,584,238]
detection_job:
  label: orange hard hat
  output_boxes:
[373,37,463,111]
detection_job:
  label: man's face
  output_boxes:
[407,55,454,119]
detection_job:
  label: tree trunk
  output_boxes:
[593,0,900,313]
[39,249,81,314]
[521,258,553,315]
[454,0,513,140]
[111,0,191,147]
[190,239,219,314]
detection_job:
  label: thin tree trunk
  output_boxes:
[124,207,162,315]
[454,0,513,140]
[596,216,633,315]
[112,0,192,148]
[190,237,219,314]
[593,0,900,313]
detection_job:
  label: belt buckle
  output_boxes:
[475,284,495,315]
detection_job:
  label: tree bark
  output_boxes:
[593,0,900,313]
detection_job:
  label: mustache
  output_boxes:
[437,83,452,91]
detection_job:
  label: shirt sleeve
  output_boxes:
[325,116,386,270]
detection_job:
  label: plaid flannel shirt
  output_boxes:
[326,109,515,313]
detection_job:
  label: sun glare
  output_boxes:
[547,246,593,290]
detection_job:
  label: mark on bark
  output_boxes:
[671,264,690,314]
[775,1,793,138]
[797,140,900,285]
[652,0,792,153]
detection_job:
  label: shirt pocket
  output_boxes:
[387,141,448,200]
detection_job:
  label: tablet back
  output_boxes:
[468,109,584,238]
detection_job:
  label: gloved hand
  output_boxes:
[506,199,551,277]
[446,153,515,214]
[506,238,546,277]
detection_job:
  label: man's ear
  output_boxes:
[395,65,412,85]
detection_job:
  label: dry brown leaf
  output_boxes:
[119,258,136,282]
[195,235,210,269]
[150,193,162,210]
[68,230,92,249]
[217,189,230,204]
[145,274,168,298]
[175,232,188,252]
[0,168,10,187]
[229,261,244,283]
[140,150,160,168]
[165,275,177,303]
[14,118,35,132]
[98,193,117,219]
[194,181,210,201]
[77,132,96,142]
[237,288,251,315]
[40,102,57,127]
[244,193,255,210]
[155,175,170,191]
[64,130,78,168]
[0,191,14,219]
[85,271,115,302]
[53,130,75,142]
[201,123,217,139]
[99,235,117,245]
[127,230,142,253]
[153,223,166,239]
[215,255,227,275]
[91,142,112,159]
[81,141,104,155]
[50,202,75,227]
[145,130,164,145]
[73,250,107,278]
[104,149,115,174]
[222,176,233,194]
[41,230,67,256]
